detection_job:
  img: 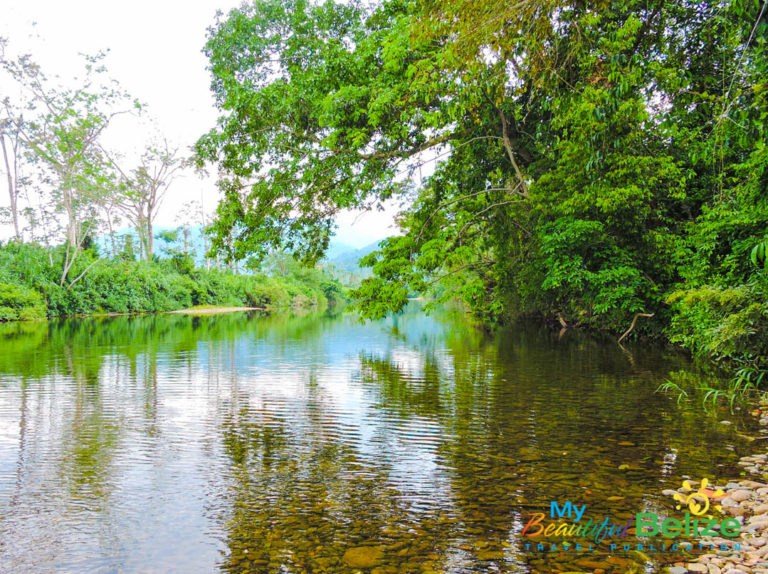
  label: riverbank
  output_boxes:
[664,396,768,574]
[0,242,345,321]
[166,305,265,315]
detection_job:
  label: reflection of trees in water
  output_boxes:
[215,372,414,573]
[0,309,754,572]
[0,309,343,569]
[4,318,169,509]
[349,325,749,571]
[2,332,125,568]
[358,353,445,417]
[207,312,753,572]
[58,381,121,504]
[0,310,339,380]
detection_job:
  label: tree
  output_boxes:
[198,0,768,340]
[96,179,123,258]
[0,38,29,242]
[195,0,456,265]
[175,200,201,257]
[1,47,138,285]
[109,142,182,262]
[0,115,24,242]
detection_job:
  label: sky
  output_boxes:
[0,0,399,248]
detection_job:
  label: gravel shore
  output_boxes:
[663,397,768,574]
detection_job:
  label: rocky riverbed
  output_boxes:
[663,398,768,574]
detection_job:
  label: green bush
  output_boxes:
[0,307,17,321]
[667,281,768,363]
[0,242,347,320]
[0,283,47,321]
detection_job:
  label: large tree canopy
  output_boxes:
[198,0,768,357]
[196,0,457,262]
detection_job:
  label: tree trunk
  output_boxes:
[60,187,80,286]
[1,135,21,241]
[146,219,153,262]
[64,189,77,249]
[106,212,117,257]
[498,108,529,198]
[136,219,149,262]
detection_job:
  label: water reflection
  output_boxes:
[0,305,756,572]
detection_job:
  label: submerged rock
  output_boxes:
[660,396,768,574]
[342,546,385,568]
[731,490,753,502]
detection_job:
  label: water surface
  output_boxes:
[0,305,755,572]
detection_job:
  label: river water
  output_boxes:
[0,305,756,572]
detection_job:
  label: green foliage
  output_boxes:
[0,242,345,319]
[666,281,768,361]
[195,0,451,265]
[0,283,46,321]
[752,238,768,272]
[197,0,768,393]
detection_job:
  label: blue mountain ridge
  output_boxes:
[96,226,383,272]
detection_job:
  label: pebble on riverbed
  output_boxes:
[662,398,768,574]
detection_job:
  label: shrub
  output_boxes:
[0,242,347,320]
[0,307,17,321]
[0,283,47,321]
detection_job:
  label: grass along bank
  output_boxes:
[0,242,345,321]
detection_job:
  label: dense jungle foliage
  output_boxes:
[0,35,346,322]
[0,242,344,320]
[195,0,768,378]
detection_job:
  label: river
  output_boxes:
[0,304,756,572]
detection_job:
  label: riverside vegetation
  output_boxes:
[0,242,345,320]
[193,0,768,398]
[2,0,768,396]
[0,39,344,321]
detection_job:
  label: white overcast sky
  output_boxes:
[0,0,398,248]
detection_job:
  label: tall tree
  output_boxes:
[198,0,768,338]
[1,38,29,242]
[0,116,24,242]
[109,142,182,262]
[2,48,137,285]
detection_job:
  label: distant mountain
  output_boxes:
[326,240,383,272]
[98,226,385,274]
[324,241,356,260]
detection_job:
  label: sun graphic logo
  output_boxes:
[673,478,725,516]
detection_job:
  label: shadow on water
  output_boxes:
[0,303,757,572]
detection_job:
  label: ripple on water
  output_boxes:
[0,308,757,572]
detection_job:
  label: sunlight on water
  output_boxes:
[0,305,756,572]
